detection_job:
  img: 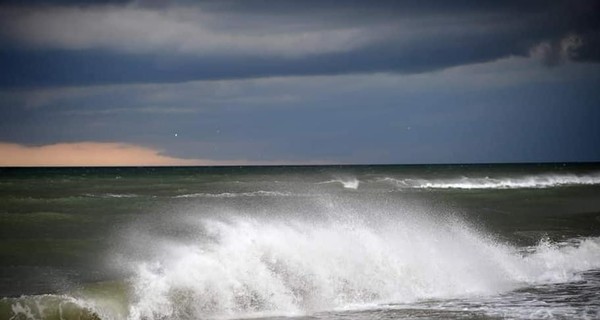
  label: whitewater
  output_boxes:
[123,215,600,320]
[1,164,600,320]
[379,173,600,189]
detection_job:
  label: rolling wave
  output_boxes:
[2,295,103,320]
[121,214,600,319]
[84,193,141,198]
[317,177,360,190]
[173,191,293,198]
[381,173,600,189]
[4,212,600,320]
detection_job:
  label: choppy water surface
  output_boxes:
[1,164,600,319]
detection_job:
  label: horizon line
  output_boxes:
[1,161,599,169]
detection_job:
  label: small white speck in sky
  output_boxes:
[174,133,178,137]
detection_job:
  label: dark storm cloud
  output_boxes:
[0,0,598,88]
[0,0,128,5]
[0,33,526,88]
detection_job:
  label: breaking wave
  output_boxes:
[381,173,600,189]
[173,191,293,198]
[1,294,110,320]
[120,212,600,319]
[318,177,360,190]
[84,193,141,198]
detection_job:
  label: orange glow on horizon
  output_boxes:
[0,142,215,166]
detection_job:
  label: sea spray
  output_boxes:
[120,207,600,320]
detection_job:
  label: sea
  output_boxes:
[1,163,599,320]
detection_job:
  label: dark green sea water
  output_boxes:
[1,164,600,319]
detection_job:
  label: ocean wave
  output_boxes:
[6,217,599,320]
[123,215,600,319]
[317,177,360,190]
[84,193,140,198]
[1,294,103,320]
[174,191,293,198]
[380,173,600,189]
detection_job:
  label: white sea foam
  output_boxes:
[84,193,140,198]
[381,173,600,189]
[318,177,360,190]
[123,210,600,320]
[174,191,292,198]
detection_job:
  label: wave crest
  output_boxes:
[317,177,360,190]
[173,191,292,198]
[381,173,600,189]
[124,214,600,319]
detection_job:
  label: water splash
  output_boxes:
[122,211,600,319]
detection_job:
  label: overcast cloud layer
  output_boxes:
[0,1,599,164]
[1,0,599,87]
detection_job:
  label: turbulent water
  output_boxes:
[1,164,600,320]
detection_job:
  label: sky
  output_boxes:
[0,0,599,166]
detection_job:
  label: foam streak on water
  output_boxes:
[173,191,292,198]
[381,173,600,189]
[121,213,600,320]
